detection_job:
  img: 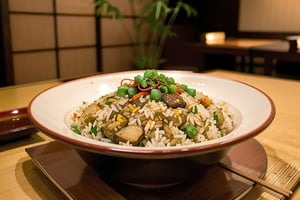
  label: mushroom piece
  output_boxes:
[162,94,186,108]
[77,103,102,129]
[113,125,144,145]
[102,113,129,140]
[102,121,120,140]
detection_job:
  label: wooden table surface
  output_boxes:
[0,70,299,199]
[205,38,282,49]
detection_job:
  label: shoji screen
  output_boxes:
[8,0,98,84]
[239,0,300,32]
[100,0,150,73]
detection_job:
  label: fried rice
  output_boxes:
[70,90,235,147]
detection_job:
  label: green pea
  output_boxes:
[161,86,168,93]
[158,73,165,80]
[150,89,162,101]
[180,84,188,91]
[141,80,148,88]
[167,77,175,84]
[152,70,159,78]
[134,75,143,84]
[147,79,156,86]
[144,70,153,78]
[169,85,177,94]
[127,86,138,97]
[187,88,196,97]
[185,125,198,139]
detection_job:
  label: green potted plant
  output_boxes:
[95,0,197,69]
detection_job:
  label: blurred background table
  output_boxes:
[250,41,300,75]
[0,70,299,199]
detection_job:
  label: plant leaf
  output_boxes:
[94,0,123,19]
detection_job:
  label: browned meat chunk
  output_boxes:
[78,103,101,128]
[162,94,186,108]
[102,114,128,140]
[113,125,144,145]
[102,121,120,140]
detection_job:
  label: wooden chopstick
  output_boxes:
[218,161,293,198]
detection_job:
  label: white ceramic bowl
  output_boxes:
[28,70,275,187]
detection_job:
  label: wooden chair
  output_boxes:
[286,35,300,53]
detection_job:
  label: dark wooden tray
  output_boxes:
[26,139,267,200]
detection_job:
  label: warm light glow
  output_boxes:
[297,38,300,49]
[205,32,225,45]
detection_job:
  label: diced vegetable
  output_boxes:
[158,73,165,80]
[118,70,199,101]
[180,84,188,91]
[176,87,185,94]
[173,108,179,116]
[144,70,154,79]
[152,70,159,78]
[91,126,98,135]
[185,125,198,138]
[161,86,168,93]
[167,77,175,84]
[127,86,138,97]
[141,79,148,88]
[187,88,196,97]
[150,89,162,101]
[213,112,219,124]
[105,97,116,105]
[191,106,198,114]
[71,124,80,134]
[201,96,212,106]
[169,85,177,94]
[214,109,225,128]
[134,75,143,83]
[117,87,128,97]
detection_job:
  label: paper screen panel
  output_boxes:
[8,0,53,12]
[56,0,95,14]
[10,14,55,51]
[13,51,57,84]
[101,18,136,46]
[57,16,96,48]
[101,18,150,46]
[239,0,300,32]
[102,46,135,73]
[59,48,97,78]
